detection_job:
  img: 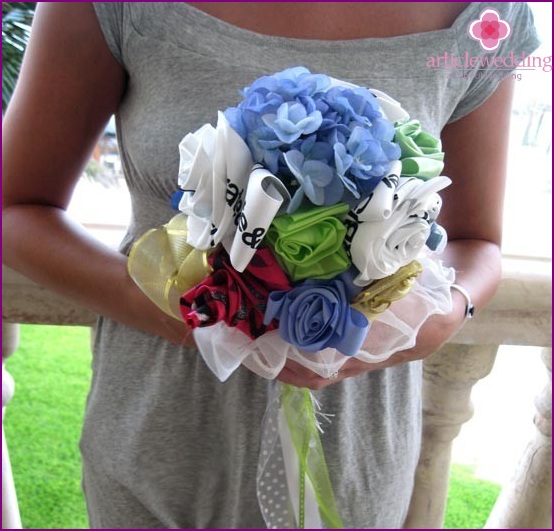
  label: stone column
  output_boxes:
[2,321,22,529]
[485,347,552,529]
[404,343,499,529]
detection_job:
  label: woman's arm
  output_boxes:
[2,3,192,345]
[279,77,515,389]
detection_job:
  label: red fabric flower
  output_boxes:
[180,246,291,339]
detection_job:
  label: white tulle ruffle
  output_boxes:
[193,255,454,382]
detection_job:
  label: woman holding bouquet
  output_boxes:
[2,2,539,528]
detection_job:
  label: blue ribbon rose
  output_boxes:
[263,273,369,356]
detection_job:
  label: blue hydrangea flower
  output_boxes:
[299,134,334,163]
[335,126,400,197]
[223,107,247,139]
[223,67,402,208]
[284,150,343,212]
[262,101,323,144]
[273,66,332,97]
[247,127,283,174]
[324,87,382,124]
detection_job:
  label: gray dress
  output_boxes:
[82,3,539,528]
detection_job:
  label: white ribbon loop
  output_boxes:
[228,166,291,272]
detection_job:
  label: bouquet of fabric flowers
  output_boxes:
[128,67,454,528]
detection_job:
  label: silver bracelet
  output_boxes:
[450,283,475,319]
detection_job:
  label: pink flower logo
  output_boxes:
[468,8,511,52]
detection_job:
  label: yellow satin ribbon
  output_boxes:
[127,214,213,320]
[352,260,423,321]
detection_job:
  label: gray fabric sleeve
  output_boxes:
[92,2,125,67]
[447,2,541,123]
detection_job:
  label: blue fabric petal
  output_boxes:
[426,222,447,251]
[170,190,184,211]
[264,277,370,356]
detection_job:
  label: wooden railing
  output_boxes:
[2,255,552,529]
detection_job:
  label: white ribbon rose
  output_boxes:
[346,167,451,286]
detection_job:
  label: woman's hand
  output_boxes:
[125,273,196,347]
[125,276,196,347]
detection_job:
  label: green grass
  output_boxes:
[3,324,500,529]
[445,464,501,529]
[4,325,91,530]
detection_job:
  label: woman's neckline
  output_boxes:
[183,2,475,42]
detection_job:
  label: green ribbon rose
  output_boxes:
[266,203,350,282]
[395,119,444,180]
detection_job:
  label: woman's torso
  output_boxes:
[83,2,539,527]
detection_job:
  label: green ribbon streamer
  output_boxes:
[266,203,351,282]
[282,383,344,529]
[395,119,445,179]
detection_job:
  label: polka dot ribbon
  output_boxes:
[257,382,343,529]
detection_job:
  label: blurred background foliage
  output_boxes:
[2,2,36,111]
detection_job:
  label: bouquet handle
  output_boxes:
[258,382,343,529]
